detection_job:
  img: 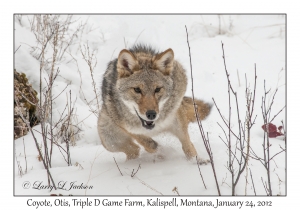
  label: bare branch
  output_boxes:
[15,96,56,190]
[249,168,256,196]
[131,164,141,178]
[14,45,21,54]
[269,106,285,123]
[185,25,221,196]
[196,156,207,189]
[113,157,123,176]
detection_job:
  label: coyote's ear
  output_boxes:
[153,48,174,75]
[117,49,139,78]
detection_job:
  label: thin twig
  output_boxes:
[135,176,163,195]
[212,98,240,140]
[221,173,231,187]
[220,42,236,195]
[80,42,100,112]
[261,177,269,195]
[172,187,180,196]
[131,164,141,178]
[269,148,286,163]
[14,45,21,54]
[196,156,207,189]
[85,148,102,195]
[22,137,28,174]
[133,29,145,46]
[113,157,123,176]
[269,106,285,123]
[185,25,221,196]
[249,168,256,196]
[237,69,240,87]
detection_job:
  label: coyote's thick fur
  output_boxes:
[98,45,211,160]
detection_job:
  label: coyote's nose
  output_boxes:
[146,110,156,120]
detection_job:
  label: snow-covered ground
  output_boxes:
[14,15,285,196]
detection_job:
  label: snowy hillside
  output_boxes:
[14,15,285,196]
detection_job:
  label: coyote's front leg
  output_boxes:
[98,109,140,160]
[131,134,158,153]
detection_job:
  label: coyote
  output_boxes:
[98,45,211,161]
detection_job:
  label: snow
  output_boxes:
[14,14,285,197]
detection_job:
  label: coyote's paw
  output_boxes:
[148,140,158,151]
[143,139,158,153]
[126,151,140,160]
[196,157,211,165]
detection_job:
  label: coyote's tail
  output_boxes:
[182,96,212,123]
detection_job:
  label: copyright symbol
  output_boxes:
[22,181,31,189]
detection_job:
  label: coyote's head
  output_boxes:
[116,48,175,130]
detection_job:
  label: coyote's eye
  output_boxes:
[134,87,142,93]
[155,87,161,93]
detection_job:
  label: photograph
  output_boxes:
[14,14,286,197]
